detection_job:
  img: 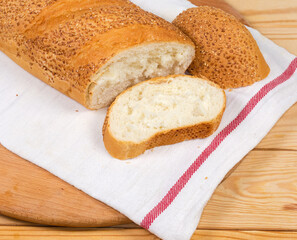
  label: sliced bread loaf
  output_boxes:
[0,0,195,109]
[103,75,226,160]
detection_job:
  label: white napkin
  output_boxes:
[0,1,297,239]
[130,0,196,22]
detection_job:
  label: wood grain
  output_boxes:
[199,150,297,230]
[256,103,297,150]
[193,230,297,240]
[225,0,297,55]
[0,227,297,240]
[0,227,156,240]
[0,146,130,227]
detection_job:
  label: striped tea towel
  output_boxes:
[0,1,297,239]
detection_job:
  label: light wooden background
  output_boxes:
[1,0,297,239]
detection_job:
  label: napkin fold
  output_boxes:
[0,1,297,239]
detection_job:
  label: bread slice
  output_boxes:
[103,75,226,160]
[173,6,270,89]
[0,0,195,109]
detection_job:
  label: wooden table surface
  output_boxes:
[1,0,297,239]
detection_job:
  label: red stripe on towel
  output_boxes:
[141,58,297,229]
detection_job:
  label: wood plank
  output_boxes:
[271,39,297,57]
[256,103,297,150]
[198,150,297,230]
[226,0,297,19]
[0,227,297,240]
[193,230,297,240]
[0,227,155,240]
[225,0,297,57]
[225,0,297,48]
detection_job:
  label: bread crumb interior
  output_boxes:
[88,43,194,109]
[109,76,225,142]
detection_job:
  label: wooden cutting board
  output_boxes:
[0,144,130,227]
[0,0,296,230]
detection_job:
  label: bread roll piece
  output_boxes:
[0,0,195,109]
[103,75,226,160]
[173,6,270,89]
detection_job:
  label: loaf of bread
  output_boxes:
[103,75,226,160]
[173,6,270,89]
[0,0,195,109]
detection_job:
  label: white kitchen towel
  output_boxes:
[131,0,196,22]
[0,2,297,240]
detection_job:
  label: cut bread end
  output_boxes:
[103,75,226,160]
[87,42,195,109]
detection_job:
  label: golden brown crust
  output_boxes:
[173,6,270,89]
[102,75,226,160]
[0,0,193,109]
